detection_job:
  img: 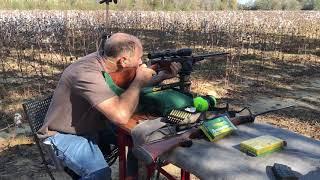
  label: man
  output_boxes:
[38,32,181,179]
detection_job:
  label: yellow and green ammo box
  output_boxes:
[200,114,237,142]
[240,135,286,157]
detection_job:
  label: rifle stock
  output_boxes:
[133,127,200,165]
[133,116,253,165]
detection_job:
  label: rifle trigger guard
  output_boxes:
[180,140,193,147]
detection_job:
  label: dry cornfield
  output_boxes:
[0,10,319,83]
[0,10,320,180]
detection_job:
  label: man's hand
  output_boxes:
[157,62,182,81]
[134,64,156,87]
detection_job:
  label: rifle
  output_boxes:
[148,48,228,76]
[141,81,191,94]
[132,106,294,165]
[148,48,228,92]
[109,48,229,91]
[99,0,117,4]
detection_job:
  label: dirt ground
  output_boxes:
[0,56,320,179]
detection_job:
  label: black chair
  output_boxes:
[22,95,118,180]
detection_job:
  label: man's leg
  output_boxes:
[46,133,111,179]
[98,127,139,178]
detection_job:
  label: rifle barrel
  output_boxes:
[193,52,229,58]
[192,52,229,62]
[253,105,294,117]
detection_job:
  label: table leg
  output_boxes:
[147,164,156,179]
[181,169,190,180]
[158,167,177,180]
[118,132,126,180]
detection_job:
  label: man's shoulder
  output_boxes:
[78,52,99,61]
[74,52,100,65]
[66,52,101,71]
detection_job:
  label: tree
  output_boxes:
[281,0,301,10]
[220,0,228,10]
[254,0,281,10]
[314,0,320,10]
[211,0,222,10]
[301,0,315,10]
[230,0,238,10]
[199,0,213,11]
[147,0,162,10]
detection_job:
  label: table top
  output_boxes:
[163,122,320,180]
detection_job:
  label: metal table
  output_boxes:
[164,122,320,179]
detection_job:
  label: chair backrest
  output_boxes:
[22,94,118,167]
[22,95,53,133]
[22,95,58,180]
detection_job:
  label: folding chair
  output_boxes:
[22,95,118,180]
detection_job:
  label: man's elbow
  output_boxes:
[113,110,131,125]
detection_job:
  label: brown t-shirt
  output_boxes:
[38,52,116,137]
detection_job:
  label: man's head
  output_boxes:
[99,33,143,69]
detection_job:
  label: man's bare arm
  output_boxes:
[95,80,142,125]
[96,65,155,125]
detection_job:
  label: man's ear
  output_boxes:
[118,56,129,68]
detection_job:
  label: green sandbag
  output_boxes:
[138,87,193,116]
[102,72,193,116]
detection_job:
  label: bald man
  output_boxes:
[38,33,181,179]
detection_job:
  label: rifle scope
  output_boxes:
[148,48,192,59]
[99,0,117,4]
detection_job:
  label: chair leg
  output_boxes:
[34,135,55,180]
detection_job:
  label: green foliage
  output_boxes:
[248,0,319,10]
[148,0,164,10]
[116,0,134,10]
[315,0,320,10]
[301,0,314,10]
[211,0,222,10]
[230,0,238,10]
[254,0,281,10]
[220,0,228,10]
[298,0,320,10]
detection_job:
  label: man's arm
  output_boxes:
[95,80,141,125]
[96,65,155,125]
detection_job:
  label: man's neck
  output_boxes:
[102,57,119,73]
